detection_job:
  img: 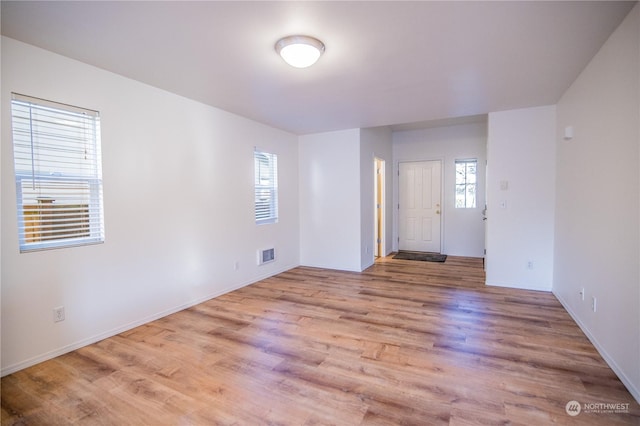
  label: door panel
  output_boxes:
[399,161,442,253]
[407,218,416,241]
[422,170,433,209]
[406,169,416,208]
[422,217,433,240]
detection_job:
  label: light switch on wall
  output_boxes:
[500,180,509,190]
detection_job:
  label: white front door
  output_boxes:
[399,160,442,253]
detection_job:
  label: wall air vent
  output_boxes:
[258,248,275,265]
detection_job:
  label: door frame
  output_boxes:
[395,158,445,254]
[374,157,385,257]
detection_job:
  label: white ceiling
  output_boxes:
[1,1,636,135]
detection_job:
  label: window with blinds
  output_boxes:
[254,149,278,224]
[455,158,477,209]
[11,93,105,252]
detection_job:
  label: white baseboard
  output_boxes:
[553,291,640,404]
[1,263,299,377]
[486,280,552,292]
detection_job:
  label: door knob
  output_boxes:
[436,210,440,214]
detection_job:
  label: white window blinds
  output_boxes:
[11,93,105,252]
[254,149,278,224]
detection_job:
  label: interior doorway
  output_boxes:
[374,158,385,257]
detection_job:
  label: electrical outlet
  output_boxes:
[53,306,65,323]
[527,261,534,270]
[591,296,597,312]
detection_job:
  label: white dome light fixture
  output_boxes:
[275,35,325,68]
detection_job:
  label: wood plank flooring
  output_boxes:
[2,255,639,425]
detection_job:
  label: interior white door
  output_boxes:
[399,160,442,253]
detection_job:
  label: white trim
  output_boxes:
[485,280,552,292]
[374,156,386,259]
[554,291,640,404]
[0,262,299,377]
[12,92,99,116]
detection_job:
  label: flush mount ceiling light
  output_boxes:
[275,35,325,68]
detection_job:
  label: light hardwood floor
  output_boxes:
[2,256,639,425]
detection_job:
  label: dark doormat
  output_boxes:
[392,251,447,263]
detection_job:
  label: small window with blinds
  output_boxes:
[10,93,105,252]
[455,158,477,209]
[254,149,278,225]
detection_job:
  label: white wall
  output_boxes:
[299,126,392,272]
[486,105,556,291]
[1,37,300,375]
[360,126,393,270]
[299,129,362,272]
[554,4,640,402]
[392,122,487,257]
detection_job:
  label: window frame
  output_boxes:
[254,149,278,225]
[10,93,105,252]
[455,158,477,209]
